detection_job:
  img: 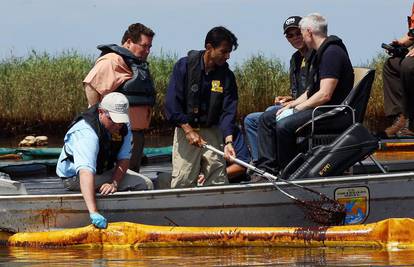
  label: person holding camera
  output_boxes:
[382,3,414,138]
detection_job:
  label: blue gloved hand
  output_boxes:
[89,212,107,229]
[276,108,295,121]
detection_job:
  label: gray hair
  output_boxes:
[299,13,328,37]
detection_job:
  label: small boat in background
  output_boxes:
[0,146,173,176]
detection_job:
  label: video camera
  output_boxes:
[381,43,409,58]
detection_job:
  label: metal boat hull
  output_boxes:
[1,172,414,232]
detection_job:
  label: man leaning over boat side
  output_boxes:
[255,13,354,176]
[165,26,239,188]
[83,23,156,173]
[56,92,153,229]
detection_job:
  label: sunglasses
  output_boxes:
[285,32,302,39]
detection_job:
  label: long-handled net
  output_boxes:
[204,144,346,226]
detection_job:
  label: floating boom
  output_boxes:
[1,218,414,250]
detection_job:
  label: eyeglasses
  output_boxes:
[104,111,115,123]
[285,32,302,39]
[136,42,152,50]
[104,111,126,127]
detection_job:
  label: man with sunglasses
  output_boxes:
[56,92,153,229]
[84,23,155,173]
[244,16,312,181]
[253,13,354,178]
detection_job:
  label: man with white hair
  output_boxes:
[254,13,354,176]
[56,92,153,229]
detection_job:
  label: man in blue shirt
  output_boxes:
[56,92,153,228]
[165,26,239,188]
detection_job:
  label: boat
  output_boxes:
[0,139,413,233]
[0,146,172,176]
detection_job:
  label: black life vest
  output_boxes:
[305,35,348,98]
[186,50,230,127]
[63,105,125,175]
[97,44,156,106]
[289,50,313,99]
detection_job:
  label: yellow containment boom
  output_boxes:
[1,218,414,250]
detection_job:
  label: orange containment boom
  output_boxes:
[1,218,414,250]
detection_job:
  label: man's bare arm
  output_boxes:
[295,78,338,111]
[84,84,101,107]
[79,169,98,213]
[99,159,129,195]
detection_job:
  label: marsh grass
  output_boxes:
[0,51,387,135]
[0,51,93,134]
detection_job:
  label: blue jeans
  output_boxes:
[244,105,281,162]
[256,108,351,173]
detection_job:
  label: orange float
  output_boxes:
[1,218,414,250]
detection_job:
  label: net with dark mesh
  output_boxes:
[271,180,346,226]
[295,196,346,226]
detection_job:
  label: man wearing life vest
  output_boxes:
[382,2,414,138]
[245,15,313,179]
[56,93,153,229]
[256,13,354,174]
[83,23,155,172]
[165,26,239,188]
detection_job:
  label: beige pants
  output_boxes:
[171,127,228,188]
[63,169,154,191]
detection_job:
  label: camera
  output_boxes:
[381,43,409,57]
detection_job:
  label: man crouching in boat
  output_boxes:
[165,26,239,188]
[56,92,153,229]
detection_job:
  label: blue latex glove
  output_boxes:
[276,108,295,121]
[89,212,107,229]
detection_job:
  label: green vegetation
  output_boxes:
[0,51,387,134]
[0,51,92,127]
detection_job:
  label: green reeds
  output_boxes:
[0,51,92,125]
[0,51,387,134]
[234,54,290,116]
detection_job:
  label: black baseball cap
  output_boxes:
[283,16,302,34]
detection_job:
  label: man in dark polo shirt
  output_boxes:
[254,13,354,178]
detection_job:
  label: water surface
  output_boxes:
[1,246,414,266]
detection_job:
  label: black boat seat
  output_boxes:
[296,67,376,151]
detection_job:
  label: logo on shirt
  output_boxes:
[211,80,223,93]
[111,133,122,142]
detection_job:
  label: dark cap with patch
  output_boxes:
[283,16,302,34]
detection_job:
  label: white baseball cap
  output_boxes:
[100,92,130,124]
